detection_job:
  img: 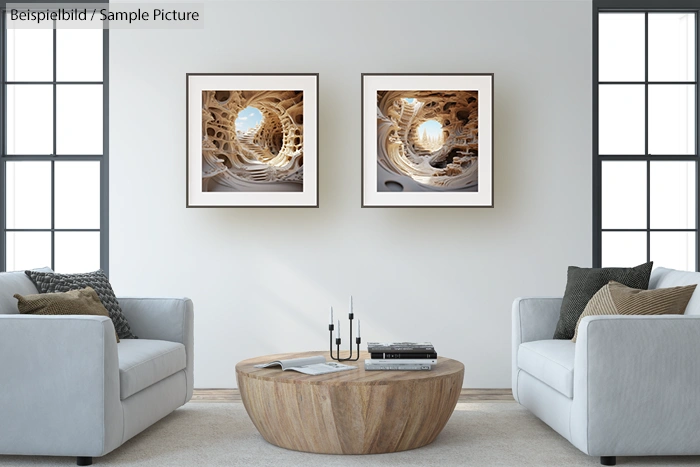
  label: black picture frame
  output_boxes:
[361,73,494,208]
[186,73,319,208]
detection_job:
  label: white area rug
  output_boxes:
[1,403,699,466]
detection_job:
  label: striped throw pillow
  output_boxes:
[14,287,119,343]
[571,280,697,342]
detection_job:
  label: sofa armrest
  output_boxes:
[571,315,700,456]
[0,315,122,457]
[511,297,562,402]
[118,297,194,402]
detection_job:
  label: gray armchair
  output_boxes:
[512,267,700,465]
[0,270,193,465]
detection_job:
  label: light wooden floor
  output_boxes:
[192,388,514,403]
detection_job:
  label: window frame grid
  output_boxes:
[0,4,109,275]
[593,1,700,270]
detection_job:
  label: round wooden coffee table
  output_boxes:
[236,351,464,454]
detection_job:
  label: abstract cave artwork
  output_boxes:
[377,91,478,192]
[201,90,303,193]
[187,74,318,207]
[362,74,493,207]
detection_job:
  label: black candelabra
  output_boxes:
[328,305,361,362]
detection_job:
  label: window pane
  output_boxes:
[54,232,100,273]
[56,85,103,155]
[6,232,51,272]
[57,29,103,82]
[7,85,53,155]
[55,162,100,229]
[650,161,695,229]
[648,85,695,155]
[602,232,647,267]
[602,161,647,229]
[599,85,645,155]
[649,13,696,82]
[6,28,53,81]
[5,161,52,229]
[598,13,645,82]
[651,232,696,271]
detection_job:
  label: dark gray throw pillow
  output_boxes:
[25,270,136,340]
[553,262,653,340]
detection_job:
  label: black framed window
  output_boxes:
[0,5,108,274]
[593,0,699,270]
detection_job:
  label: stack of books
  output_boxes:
[365,342,437,371]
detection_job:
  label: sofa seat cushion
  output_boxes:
[518,340,575,398]
[118,339,186,400]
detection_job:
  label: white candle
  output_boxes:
[350,295,353,315]
[357,319,361,338]
[329,306,333,325]
[336,319,340,339]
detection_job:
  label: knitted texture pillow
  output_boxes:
[571,280,696,342]
[15,287,120,343]
[25,270,136,340]
[553,262,653,340]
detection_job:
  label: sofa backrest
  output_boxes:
[650,267,700,315]
[0,268,52,314]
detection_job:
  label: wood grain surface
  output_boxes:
[235,351,464,454]
[191,388,513,403]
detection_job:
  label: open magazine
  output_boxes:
[253,355,356,376]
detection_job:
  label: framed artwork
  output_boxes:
[362,73,494,207]
[187,73,318,207]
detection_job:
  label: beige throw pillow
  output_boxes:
[14,287,120,343]
[571,280,696,342]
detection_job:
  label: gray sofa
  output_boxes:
[512,267,700,466]
[0,270,194,465]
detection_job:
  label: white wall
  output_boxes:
[110,0,592,388]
